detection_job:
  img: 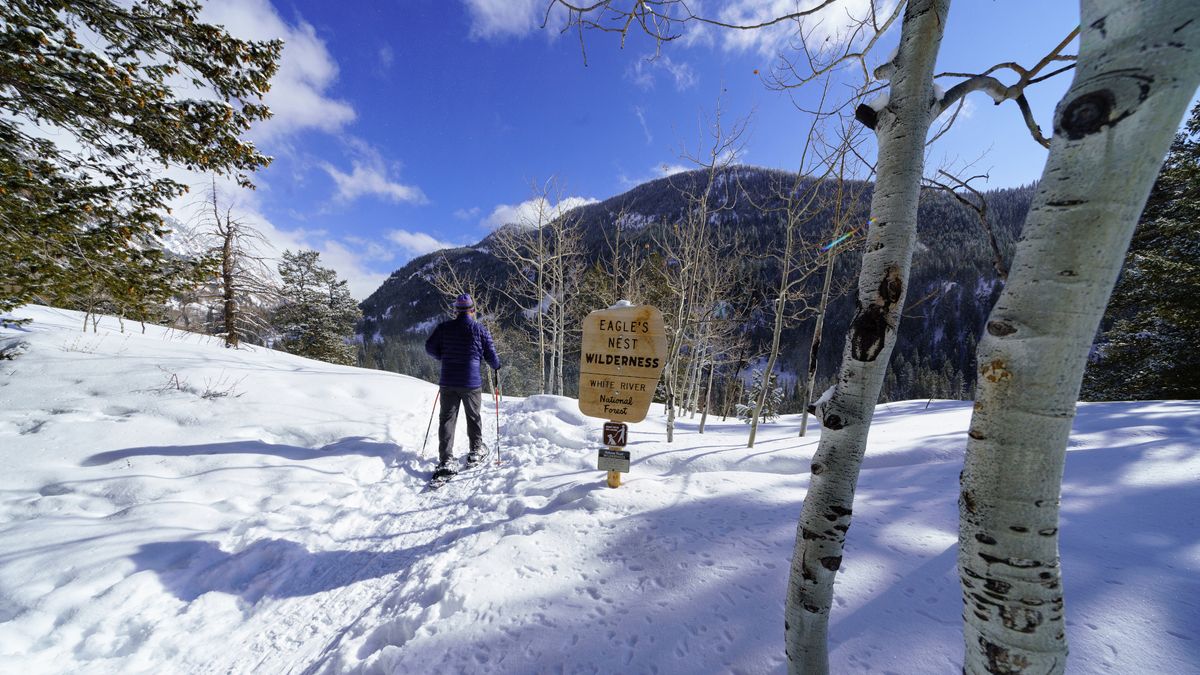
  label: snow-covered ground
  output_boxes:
[1,305,1197,674]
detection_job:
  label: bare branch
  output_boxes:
[932,27,1077,144]
[923,169,1008,279]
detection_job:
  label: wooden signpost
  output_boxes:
[578,302,667,488]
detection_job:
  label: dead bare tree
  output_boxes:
[175,179,277,347]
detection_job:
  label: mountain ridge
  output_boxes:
[357,165,1035,402]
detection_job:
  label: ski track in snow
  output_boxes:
[1,305,1198,674]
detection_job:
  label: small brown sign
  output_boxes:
[578,304,668,423]
[603,422,627,447]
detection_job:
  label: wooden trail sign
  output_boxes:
[578,304,668,423]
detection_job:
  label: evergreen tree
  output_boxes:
[274,250,361,366]
[736,369,783,425]
[1084,102,1200,400]
[1,0,281,313]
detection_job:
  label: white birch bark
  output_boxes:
[536,225,547,394]
[699,358,715,433]
[687,342,703,417]
[959,3,1200,673]
[799,249,836,437]
[784,1,950,671]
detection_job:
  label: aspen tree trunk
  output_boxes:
[749,295,786,447]
[554,241,566,396]
[665,381,677,441]
[784,1,949,671]
[687,342,704,417]
[799,245,837,437]
[664,281,692,443]
[721,378,734,421]
[548,279,557,395]
[548,243,559,396]
[536,235,547,395]
[683,345,696,416]
[691,344,703,416]
[691,343,708,418]
[556,281,566,396]
[959,4,1200,673]
[699,359,715,433]
[678,342,696,416]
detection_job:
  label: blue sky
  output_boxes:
[194,0,1084,299]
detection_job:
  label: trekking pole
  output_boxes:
[494,370,502,465]
[421,390,440,459]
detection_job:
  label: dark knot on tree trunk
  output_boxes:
[855,103,878,130]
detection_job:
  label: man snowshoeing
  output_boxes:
[424,293,501,479]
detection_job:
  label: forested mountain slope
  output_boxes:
[358,166,1034,402]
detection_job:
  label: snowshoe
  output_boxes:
[464,444,488,469]
[425,462,457,491]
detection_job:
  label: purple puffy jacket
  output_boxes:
[424,313,501,388]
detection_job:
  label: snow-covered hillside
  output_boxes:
[1,306,1197,674]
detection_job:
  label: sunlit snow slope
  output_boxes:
[1,305,1197,674]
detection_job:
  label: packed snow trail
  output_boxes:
[2,306,1197,674]
[208,459,524,674]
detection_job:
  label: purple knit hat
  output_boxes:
[454,293,474,310]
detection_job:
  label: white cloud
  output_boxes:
[454,207,482,220]
[322,141,427,204]
[633,106,653,144]
[200,0,356,142]
[462,0,546,39]
[387,229,459,256]
[628,54,698,91]
[684,0,890,58]
[379,45,394,70]
[315,240,390,300]
[458,0,889,64]
[482,196,599,230]
[323,162,427,204]
[656,163,690,177]
[618,162,692,188]
[344,236,396,262]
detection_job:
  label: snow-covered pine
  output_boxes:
[736,368,783,425]
[959,2,1200,673]
[273,250,362,366]
[785,1,951,672]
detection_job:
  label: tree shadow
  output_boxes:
[81,437,402,467]
[132,509,494,604]
[342,403,1199,673]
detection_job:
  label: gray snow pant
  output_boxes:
[437,386,483,464]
